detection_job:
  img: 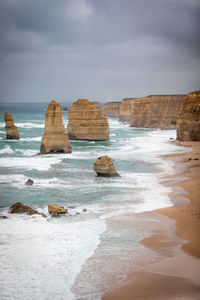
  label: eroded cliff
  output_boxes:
[103,102,120,117]
[130,95,186,129]
[67,99,109,141]
[176,90,200,141]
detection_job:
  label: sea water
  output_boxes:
[0,103,190,300]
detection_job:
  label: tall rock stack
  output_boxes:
[40,100,72,154]
[4,112,20,140]
[67,99,109,141]
[176,90,200,141]
[103,102,121,117]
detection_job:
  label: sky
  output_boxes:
[0,0,200,103]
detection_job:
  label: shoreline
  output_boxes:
[103,141,200,300]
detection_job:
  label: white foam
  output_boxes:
[0,154,66,171]
[0,216,106,299]
[20,137,42,142]
[16,149,38,156]
[0,145,14,155]
[0,122,44,129]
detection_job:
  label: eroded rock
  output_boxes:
[40,100,72,154]
[25,179,34,186]
[176,90,200,141]
[67,99,109,141]
[94,155,120,177]
[10,202,47,218]
[4,112,20,140]
[48,204,67,216]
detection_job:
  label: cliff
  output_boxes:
[119,98,135,122]
[130,95,186,129]
[103,102,121,117]
[4,112,20,139]
[40,100,72,154]
[176,90,200,141]
[67,99,109,141]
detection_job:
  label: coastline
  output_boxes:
[103,141,200,300]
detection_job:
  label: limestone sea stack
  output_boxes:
[103,102,121,117]
[176,90,200,141]
[40,100,72,154]
[4,112,20,140]
[94,155,120,177]
[67,99,109,141]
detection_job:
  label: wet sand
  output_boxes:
[103,141,200,300]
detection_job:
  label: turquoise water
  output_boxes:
[0,103,189,299]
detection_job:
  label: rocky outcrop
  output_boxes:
[130,95,186,129]
[48,204,67,217]
[176,90,200,141]
[119,98,135,122]
[67,99,109,141]
[93,155,120,177]
[25,179,34,186]
[40,100,72,154]
[103,102,121,117]
[10,202,47,218]
[4,112,20,139]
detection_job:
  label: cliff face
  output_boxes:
[176,90,200,141]
[67,99,109,141]
[130,95,186,129]
[103,102,121,117]
[40,100,72,154]
[4,112,20,139]
[119,98,135,122]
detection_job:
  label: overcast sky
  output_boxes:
[0,0,199,103]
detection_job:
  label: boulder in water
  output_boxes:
[25,179,34,186]
[93,155,120,177]
[10,202,47,218]
[48,204,68,216]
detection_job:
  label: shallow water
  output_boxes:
[0,103,190,299]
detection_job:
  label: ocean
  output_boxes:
[0,103,189,300]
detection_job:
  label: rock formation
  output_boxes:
[129,95,186,129]
[25,179,34,186]
[93,155,120,177]
[67,99,109,141]
[119,98,135,122]
[10,202,47,218]
[176,90,200,141]
[4,112,20,140]
[48,204,67,217]
[103,102,121,117]
[40,100,72,154]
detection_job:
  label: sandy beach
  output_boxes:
[103,141,200,300]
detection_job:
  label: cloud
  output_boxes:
[0,0,199,102]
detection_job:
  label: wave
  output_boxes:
[0,122,44,129]
[0,145,14,155]
[20,137,41,142]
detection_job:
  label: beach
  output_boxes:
[103,141,200,300]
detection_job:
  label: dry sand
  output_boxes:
[103,141,200,300]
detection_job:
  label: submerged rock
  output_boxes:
[176,90,200,141]
[0,215,8,219]
[25,179,34,186]
[67,99,109,141]
[4,112,20,140]
[40,100,72,154]
[94,155,120,177]
[48,204,67,216]
[10,202,47,218]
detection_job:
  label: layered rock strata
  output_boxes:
[103,102,121,117]
[130,95,186,129]
[4,112,20,139]
[119,98,135,122]
[176,90,200,141]
[93,155,120,177]
[40,100,72,154]
[67,99,109,140]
